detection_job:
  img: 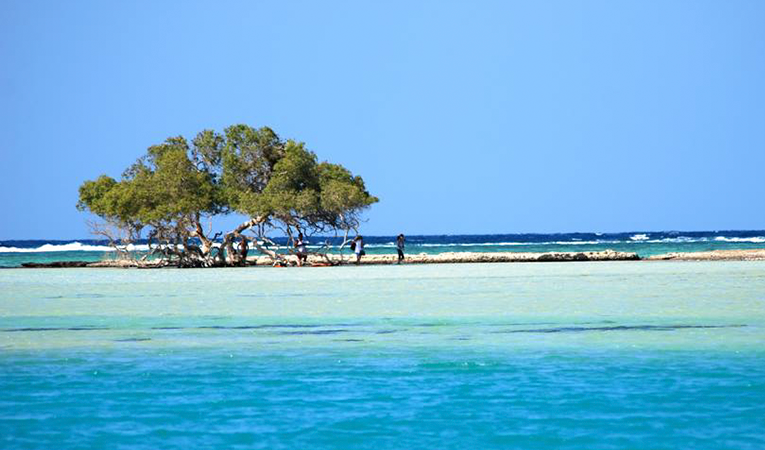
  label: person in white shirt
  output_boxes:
[353,235,365,264]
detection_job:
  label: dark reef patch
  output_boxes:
[494,324,746,334]
[2,327,109,332]
[277,329,350,335]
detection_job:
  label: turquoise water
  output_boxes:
[2,262,765,448]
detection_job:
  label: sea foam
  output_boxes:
[0,242,150,253]
[714,236,765,243]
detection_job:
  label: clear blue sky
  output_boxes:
[1,1,764,239]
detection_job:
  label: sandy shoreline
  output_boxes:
[77,250,641,268]
[645,249,765,261]
[15,248,765,268]
[292,250,641,265]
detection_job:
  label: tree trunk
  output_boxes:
[251,239,282,262]
[188,213,216,265]
[219,217,262,265]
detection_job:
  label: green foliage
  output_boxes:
[245,141,378,230]
[259,142,320,217]
[191,130,224,176]
[221,125,284,210]
[318,162,378,215]
[77,175,130,221]
[78,137,219,226]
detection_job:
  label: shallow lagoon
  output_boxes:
[2,261,764,449]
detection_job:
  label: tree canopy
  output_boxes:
[77,125,377,266]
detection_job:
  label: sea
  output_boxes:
[1,230,765,268]
[2,231,765,449]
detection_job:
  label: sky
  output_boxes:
[1,0,764,240]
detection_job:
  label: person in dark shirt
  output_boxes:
[396,234,405,264]
[295,233,308,266]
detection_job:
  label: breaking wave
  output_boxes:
[0,242,150,253]
[714,236,765,243]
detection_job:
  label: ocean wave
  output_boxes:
[397,237,762,247]
[385,241,604,248]
[639,237,706,244]
[416,242,528,247]
[713,236,765,243]
[629,234,649,241]
[0,242,152,253]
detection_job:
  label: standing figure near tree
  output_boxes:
[238,237,248,266]
[396,234,405,264]
[295,233,308,266]
[353,236,365,264]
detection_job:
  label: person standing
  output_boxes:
[354,235,365,264]
[295,233,308,266]
[396,234,405,264]
[238,237,249,266]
